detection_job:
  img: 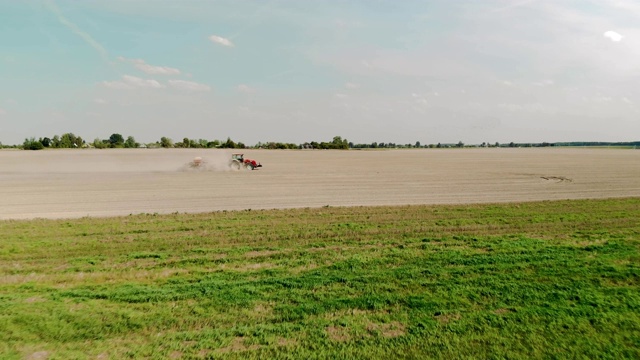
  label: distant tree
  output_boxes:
[160,137,173,148]
[108,133,125,148]
[509,142,516,148]
[436,143,442,148]
[23,137,44,150]
[456,141,464,148]
[124,136,138,148]
[51,135,61,148]
[495,142,500,147]
[40,137,51,147]
[331,136,348,149]
[220,137,237,148]
[415,141,421,148]
[93,138,107,149]
[57,133,83,148]
[60,133,77,148]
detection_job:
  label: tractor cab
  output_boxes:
[231,153,244,162]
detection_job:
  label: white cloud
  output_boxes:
[237,84,255,93]
[344,82,360,89]
[123,75,165,88]
[335,19,364,29]
[411,93,429,105]
[168,80,211,92]
[135,63,181,75]
[532,79,554,87]
[498,102,556,114]
[101,75,165,89]
[209,35,234,47]
[489,0,536,13]
[118,56,181,75]
[264,69,298,80]
[594,96,613,102]
[610,0,640,15]
[603,30,623,42]
[101,80,133,89]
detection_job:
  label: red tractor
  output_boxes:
[230,153,262,170]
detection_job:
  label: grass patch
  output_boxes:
[1,198,639,359]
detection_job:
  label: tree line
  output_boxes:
[7,134,639,151]
[13,134,350,150]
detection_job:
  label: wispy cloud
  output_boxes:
[264,69,297,80]
[103,62,208,91]
[209,35,234,47]
[237,84,255,93]
[117,56,181,75]
[101,80,133,90]
[44,0,109,61]
[489,0,536,13]
[102,75,165,89]
[532,79,554,87]
[168,80,211,92]
[603,30,623,42]
[122,75,165,88]
[136,63,181,75]
[609,0,640,15]
[344,82,360,89]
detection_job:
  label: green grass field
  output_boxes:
[1,198,639,359]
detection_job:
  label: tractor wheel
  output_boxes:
[231,161,241,170]
[245,163,254,170]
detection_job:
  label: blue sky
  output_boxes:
[1,0,639,145]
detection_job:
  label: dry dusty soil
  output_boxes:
[1,148,638,220]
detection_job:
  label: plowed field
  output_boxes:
[1,148,638,219]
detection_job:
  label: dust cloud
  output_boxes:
[0,148,240,173]
[178,151,237,172]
